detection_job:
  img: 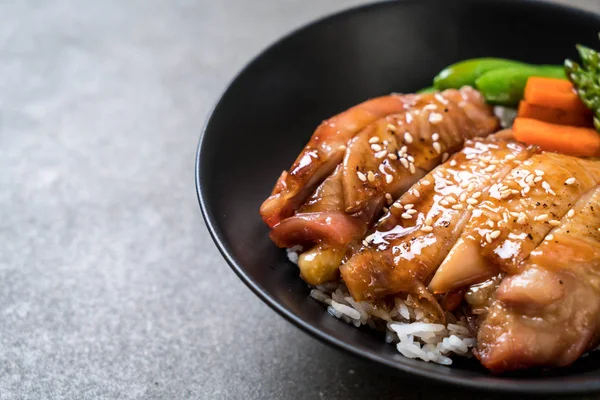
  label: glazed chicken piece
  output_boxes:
[260,87,499,228]
[428,153,600,294]
[260,94,415,228]
[269,88,500,285]
[476,185,600,372]
[340,88,500,214]
[269,164,383,284]
[339,139,535,319]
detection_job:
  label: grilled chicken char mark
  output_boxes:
[476,185,600,373]
[429,153,600,294]
[339,139,534,320]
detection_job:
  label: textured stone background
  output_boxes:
[1,0,600,399]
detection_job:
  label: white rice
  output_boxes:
[287,248,476,365]
[493,105,517,128]
[308,282,476,365]
[286,246,303,264]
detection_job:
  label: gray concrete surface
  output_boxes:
[1,0,599,399]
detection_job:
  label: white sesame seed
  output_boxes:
[375,150,388,159]
[429,112,443,124]
[510,212,520,217]
[546,234,554,241]
[392,203,402,209]
[472,191,482,199]
[399,158,409,169]
[525,174,534,184]
[404,204,414,210]
[492,172,502,180]
[467,183,475,192]
[452,204,463,210]
[598,228,600,232]
[489,160,500,165]
[433,142,442,154]
[367,171,376,182]
[484,165,496,173]
[369,136,380,144]
[490,230,501,239]
[371,144,382,152]
[567,209,575,218]
[421,226,433,232]
[425,217,433,226]
[388,153,398,160]
[385,193,393,203]
[407,155,415,162]
[478,161,487,168]
[399,146,408,156]
[459,193,467,202]
[460,181,469,189]
[534,169,545,176]
[387,124,397,132]
[524,160,533,166]
[413,189,420,198]
[440,199,449,206]
[441,153,449,162]
[542,181,556,196]
[534,213,549,222]
[449,159,457,167]
[505,154,516,160]
[446,196,457,204]
[467,198,478,205]
[386,174,393,184]
[421,180,431,186]
[338,145,347,151]
[565,177,576,185]
[534,176,543,183]
[409,163,416,174]
[362,239,370,247]
[466,154,476,160]
[357,171,367,182]
[404,132,414,144]
[487,220,495,228]
[406,209,417,215]
[517,214,527,224]
[549,220,561,226]
[523,185,531,194]
[401,213,413,219]
[485,233,493,243]
[431,133,440,141]
[467,204,474,211]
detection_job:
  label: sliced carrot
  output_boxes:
[525,88,590,114]
[513,117,600,157]
[517,101,593,127]
[524,78,590,114]
[525,76,574,94]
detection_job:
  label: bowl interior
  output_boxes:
[197,0,600,393]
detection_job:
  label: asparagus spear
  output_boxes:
[565,35,600,131]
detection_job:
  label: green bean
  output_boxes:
[416,86,436,94]
[433,58,528,90]
[475,65,566,106]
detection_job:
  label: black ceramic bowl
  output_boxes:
[197,0,600,394]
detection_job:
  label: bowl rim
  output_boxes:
[196,0,600,393]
